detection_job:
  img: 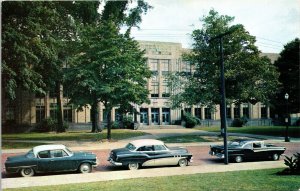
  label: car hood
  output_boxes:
[111,148,130,155]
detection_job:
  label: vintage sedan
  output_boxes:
[5,144,98,177]
[209,139,286,163]
[108,139,193,170]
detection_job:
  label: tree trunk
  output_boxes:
[106,107,112,140]
[56,82,65,133]
[91,102,100,133]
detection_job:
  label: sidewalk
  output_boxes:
[2,128,299,154]
[2,161,286,189]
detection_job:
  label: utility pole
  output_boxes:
[209,26,239,165]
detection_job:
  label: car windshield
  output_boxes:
[26,149,35,158]
[125,143,137,151]
[228,140,248,147]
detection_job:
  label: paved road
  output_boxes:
[2,129,299,189]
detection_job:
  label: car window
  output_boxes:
[38,150,50,158]
[154,145,167,151]
[253,142,262,148]
[26,150,35,158]
[126,143,137,151]
[137,145,154,152]
[51,149,68,158]
[243,143,253,149]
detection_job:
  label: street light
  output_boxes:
[284,93,290,142]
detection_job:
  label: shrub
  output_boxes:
[2,120,33,134]
[122,115,134,129]
[34,118,57,132]
[278,153,300,175]
[112,121,120,129]
[231,118,247,127]
[182,112,200,128]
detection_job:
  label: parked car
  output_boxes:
[108,139,193,170]
[5,144,98,177]
[209,139,286,163]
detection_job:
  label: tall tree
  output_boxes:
[168,9,279,110]
[2,1,100,132]
[66,22,151,136]
[272,38,300,117]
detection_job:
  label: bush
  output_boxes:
[278,153,300,175]
[122,115,134,129]
[34,118,57,132]
[231,117,248,127]
[112,121,120,129]
[182,112,200,128]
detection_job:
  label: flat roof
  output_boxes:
[32,144,66,155]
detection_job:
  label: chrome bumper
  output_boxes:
[209,151,224,159]
[108,158,122,166]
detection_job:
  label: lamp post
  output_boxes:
[284,93,290,142]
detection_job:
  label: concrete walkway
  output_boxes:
[2,161,286,189]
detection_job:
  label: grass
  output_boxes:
[159,135,211,143]
[4,168,300,191]
[2,129,149,142]
[1,141,48,149]
[196,126,300,138]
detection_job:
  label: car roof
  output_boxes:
[130,139,164,148]
[33,144,67,155]
[232,139,262,143]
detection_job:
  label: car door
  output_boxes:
[37,150,51,172]
[48,149,76,172]
[137,145,156,166]
[153,145,176,166]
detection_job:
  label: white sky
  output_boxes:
[126,0,300,53]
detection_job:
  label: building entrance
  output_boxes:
[140,108,148,125]
[151,108,159,125]
[162,108,170,125]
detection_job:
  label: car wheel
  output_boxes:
[79,163,92,173]
[20,168,34,177]
[235,156,243,163]
[128,163,139,170]
[272,153,279,161]
[178,158,188,167]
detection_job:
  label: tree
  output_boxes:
[272,38,300,117]
[66,22,150,137]
[168,9,280,110]
[65,1,151,136]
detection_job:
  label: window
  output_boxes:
[63,108,72,122]
[204,108,211,119]
[137,146,154,152]
[243,143,253,149]
[149,59,158,71]
[234,106,240,119]
[195,108,201,119]
[38,150,50,158]
[154,145,167,151]
[36,106,45,123]
[261,105,267,118]
[253,142,262,148]
[51,150,68,158]
[243,107,249,118]
[151,82,159,98]
[161,59,170,75]
[162,80,170,97]
[226,107,231,119]
[183,62,191,75]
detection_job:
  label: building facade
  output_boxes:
[2,41,276,127]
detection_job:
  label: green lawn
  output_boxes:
[2,129,148,141]
[2,141,48,149]
[5,168,300,191]
[196,126,300,138]
[159,135,211,143]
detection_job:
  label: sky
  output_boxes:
[125,0,300,53]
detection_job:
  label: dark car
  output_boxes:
[5,144,98,177]
[209,139,286,163]
[108,139,193,170]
